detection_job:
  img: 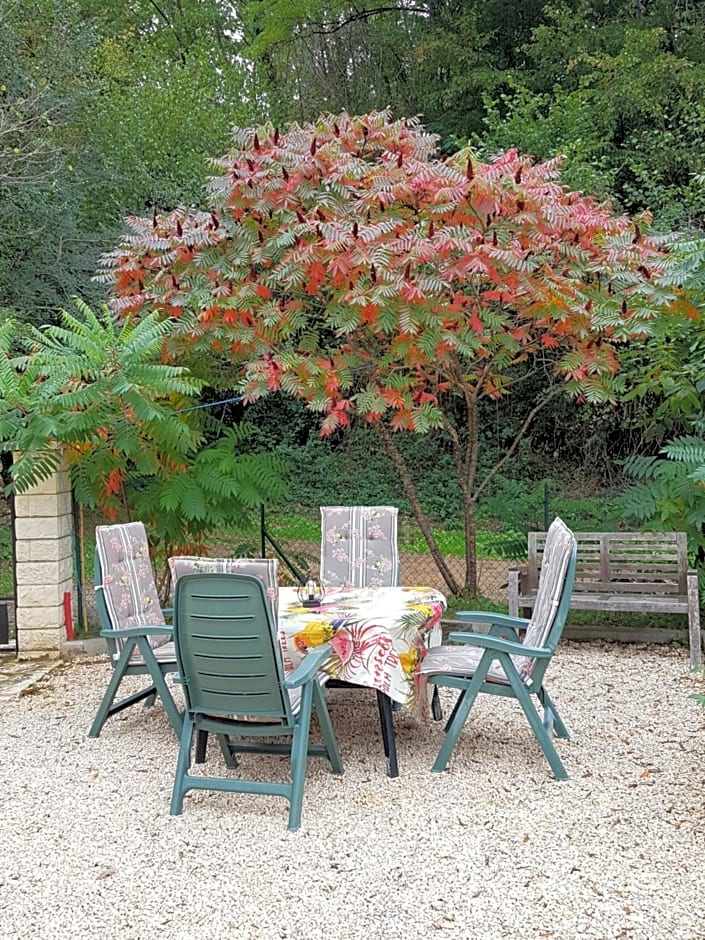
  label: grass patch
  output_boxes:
[266,510,526,560]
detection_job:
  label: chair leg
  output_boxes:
[538,687,569,739]
[431,669,487,773]
[312,682,343,774]
[508,675,568,781]
[442,686,465,732]
[138,642,184,737]
[288,683,315,831]
[170,716,195,816]
[376,691,399,778]
[431,685,443,722]
[216,734,238,768]
[88,643,137,738]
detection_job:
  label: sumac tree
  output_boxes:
[100,109,674,596]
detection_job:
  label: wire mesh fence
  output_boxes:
[262,507,516,605]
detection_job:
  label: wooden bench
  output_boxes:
[508,531,702,667]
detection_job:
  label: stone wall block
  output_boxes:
[16,583,69,608]
[18,624,66,655]
[14,493,73,518]
[15,535,74,564]
[14,515,72,541]
[16,607,65,633]
[15,558,73,586]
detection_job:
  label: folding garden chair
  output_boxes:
[419,517,578,780]
[170,572,343,830]
[88,522,182,739]
[168,554,280,762]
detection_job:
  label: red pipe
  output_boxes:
[63,591,75,641]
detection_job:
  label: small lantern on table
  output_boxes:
[297,576,325,608]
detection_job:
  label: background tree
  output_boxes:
[0,0,256,326]
[100,110,673,596]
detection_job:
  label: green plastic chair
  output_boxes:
[89,523,183,740]
[170,572,344,830]
[419,517,578,780]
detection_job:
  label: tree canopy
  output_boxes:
[99,109,677,593]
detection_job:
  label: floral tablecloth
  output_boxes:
[278,585,447,712]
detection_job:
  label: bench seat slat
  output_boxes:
[515,592,689,614]
[572,581,683,594]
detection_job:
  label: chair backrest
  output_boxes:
[94,522,169,657]
[168,556,279,623]
[173,572,292,723]
[320,506,399,588]
[515,517,577,682]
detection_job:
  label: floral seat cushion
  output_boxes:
[168,556,280,623]
[95,522,171,657]
[320,506,399,588]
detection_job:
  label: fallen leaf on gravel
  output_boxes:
[96,868,116,880]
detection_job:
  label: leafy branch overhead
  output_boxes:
[99,108,677,595]
[102,109,672,421]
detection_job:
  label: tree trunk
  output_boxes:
[463,498,479,597]
[376,423,461,596]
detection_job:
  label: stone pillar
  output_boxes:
[13,460,73,658]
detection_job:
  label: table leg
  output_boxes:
[376,691,399,778]
[195,729,208,763]
[431,685,443,722]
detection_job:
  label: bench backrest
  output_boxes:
[525,531,688,596]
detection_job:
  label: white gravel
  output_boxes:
[0,641,703,940]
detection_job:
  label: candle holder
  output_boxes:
[297,576,325,608]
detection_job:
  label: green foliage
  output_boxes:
[478,8,705,229]
[130,426,288,549]
[271,428,463,522]
[617,233,705,452]
[0,508,12,594]
[0,299,202,494]
[0,0,106,325]
[480,477,625,535]
[0,299,287,551]
[621,436,705,563]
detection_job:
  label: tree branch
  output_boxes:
[473,384,565,502]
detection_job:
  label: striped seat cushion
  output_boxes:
[418,644,523,685]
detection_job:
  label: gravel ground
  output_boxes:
[0,641,703,940]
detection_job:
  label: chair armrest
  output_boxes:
[447,630,552,659]
[283,643,336,689]
[455,611,529,631]
[100,625,173,639]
